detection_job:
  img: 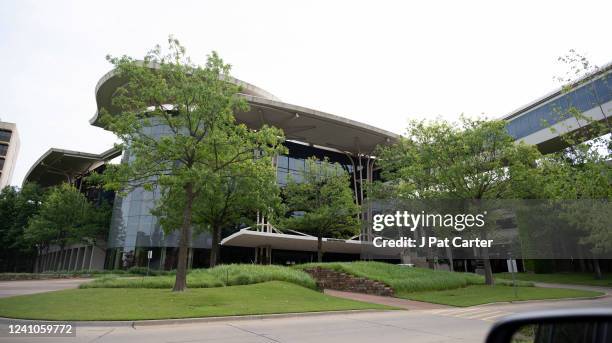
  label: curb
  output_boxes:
[0,309,394,328]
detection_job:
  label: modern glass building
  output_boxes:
[90,63,398,269]
[26,61,610,271]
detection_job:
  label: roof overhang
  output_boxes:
[23,147,121,187]
[221,229,364,254]
[90,64,399,154]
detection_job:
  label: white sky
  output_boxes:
[1,0,611,186]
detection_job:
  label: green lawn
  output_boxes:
[295,261,532,293]
[401,285,603,307]
[495,272,612,288]
[0,281,393,321]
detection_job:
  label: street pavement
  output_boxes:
[0,280,610,343]
[0,278,91,298]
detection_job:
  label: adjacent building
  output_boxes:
[0,121,19,189]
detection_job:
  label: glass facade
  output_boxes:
[0,144,8,157]
[105,128,372,269]
[506,73,612,139]
[276,141,355,186]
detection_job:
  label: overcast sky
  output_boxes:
[1,0,611,186]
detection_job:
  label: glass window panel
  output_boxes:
[0,130,11,142]
[276,155,288,169]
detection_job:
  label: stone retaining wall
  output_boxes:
[305,267,394,296]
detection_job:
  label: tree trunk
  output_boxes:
[317,236,323,262]
[209,226,221,268]
[446,246,454,272]
[482,239,495,285]
[173,183,194,292]
[593,259,603,280]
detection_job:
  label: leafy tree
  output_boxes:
[0,183,44,272]
[100,37,284,291]
[24,183,105,270]
[280,158,360,262]
[533,51,612,278]
[375,117,541,285]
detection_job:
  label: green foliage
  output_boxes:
[373,117,542,284]
[24,184,107,253]
[375,117,541,200]
[100,37,285,285]
[207,264,317,289]
[526,52,612,262]
[280,158,360,261]
[0,183,44,272]
[80,264,316,290]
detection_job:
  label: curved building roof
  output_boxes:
[23,147,121,187]
[90,62,399,154]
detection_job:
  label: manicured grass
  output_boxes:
[295,261,532,293]
[401,285,603,307]
[207,264,317,289]
[0,281,393,321]
[81,264,316,290]
[80,273,224,289]
[495,272,612,287]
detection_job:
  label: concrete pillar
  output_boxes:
[69,249,76,270]
[40,254,49,272]
[66,250,71,270]
[59,250,65,271]
[81,246,89,270]
[88,246,95,271]
[44,253,50,272]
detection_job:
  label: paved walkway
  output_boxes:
[0,278,92,298]
[324,289,450,310]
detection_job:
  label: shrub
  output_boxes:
[207,264,317,289]
[80,264,316,290]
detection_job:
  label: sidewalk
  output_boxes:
[0,278,92,298]
[324,289,451,310]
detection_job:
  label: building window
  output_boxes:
[0,158,4,169]
[0,130,11,143]
[0,144,8,157]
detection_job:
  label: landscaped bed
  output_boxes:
[0,281,393,321]
[295,261,533,293]
[80,264,317,289]
[295,262,603,306]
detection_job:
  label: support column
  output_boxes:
[81,246,88,270]
[88,246,95,271]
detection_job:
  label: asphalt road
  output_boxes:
[0,281,610,343]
